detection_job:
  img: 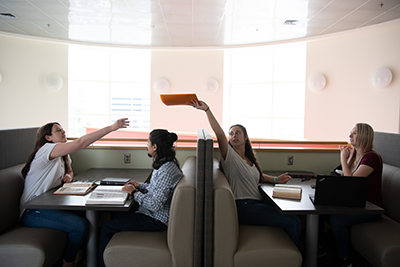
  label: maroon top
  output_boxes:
[357,151,383,207]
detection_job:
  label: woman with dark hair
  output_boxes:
[188,100,301,245]
[321,123,383,267]
[20,118,129,267]
[98,129,183,267]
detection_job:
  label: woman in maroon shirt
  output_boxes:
[326,123,383,267]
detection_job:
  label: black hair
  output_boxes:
[149,129,180,169]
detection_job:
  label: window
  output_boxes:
[68,46,151,137]
[224,43,306,140]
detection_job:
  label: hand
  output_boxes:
[277,173,291,184]
[62,173,73,183]
[187,100,209,112]
[112,118,130,131]
[122,184,136,195]
[125,180,140,188]
[340,145,351,161]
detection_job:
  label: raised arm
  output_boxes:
[189,100,229,160]
[50,118,129,160]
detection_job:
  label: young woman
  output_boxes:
[20,118,129,267]
[188,100,302,245]
[327,123,383,267]
[98,129,183,267]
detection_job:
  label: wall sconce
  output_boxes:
[308,73,327,92]
[154,78,170,93]
[204,78,219,93]
[371,67,392,89]
[45,73,63,91]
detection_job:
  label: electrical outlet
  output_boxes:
[287,155,293,165]
[124,153,131,164]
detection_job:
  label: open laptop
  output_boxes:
[309,175,370,207]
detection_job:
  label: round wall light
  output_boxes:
[371,67,392,89]
[308,73,327,92]
[204,78,219,93]
[45,73,64,91]
[154,78,170,93]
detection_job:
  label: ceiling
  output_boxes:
[0,0,399,48]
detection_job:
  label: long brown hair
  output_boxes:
[229,124,263,180]
[21,122,70,178]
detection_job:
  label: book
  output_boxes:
[287,171,316,179]
[160,93,199,106]
[272,184,302,200]
[53,181,97,195]
[85,186,128,205]
[100,177,130,186]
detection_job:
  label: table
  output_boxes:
[259,178,384,267]
[23,168,152,267]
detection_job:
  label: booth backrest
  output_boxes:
[0,127,39,170]
[0,164,25,235]
[167,156,197,267]
[374,132,400,168]
[381,163,400,223]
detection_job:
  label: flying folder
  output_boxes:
[160,93,199,106]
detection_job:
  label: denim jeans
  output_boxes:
[99,211,167,267]
[329,213,382,258]
[235,199,302,245]
[21,209,89,262]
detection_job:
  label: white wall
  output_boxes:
[150,50,224,134]
[305,20,400,140]
[0,36,69,131]
[0,19,399,141]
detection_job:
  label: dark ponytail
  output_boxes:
[149,129,180,169]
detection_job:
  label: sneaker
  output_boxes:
[317,246,327,257]
[337,258,352,267]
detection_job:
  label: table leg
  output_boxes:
[86,210,99,267]
[305,214,319,267]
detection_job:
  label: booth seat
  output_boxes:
[351,163,400,267]
[0,164,67,267]
[212,158,303,267]
[103,156,196,267]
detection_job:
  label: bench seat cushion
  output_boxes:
[0,224,67,267]
[351,214,400,267]
[104,231,171,267]
[235,225,303,267]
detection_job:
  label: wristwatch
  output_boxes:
[130,188,139,197]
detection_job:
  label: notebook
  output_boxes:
[309,175,370,207]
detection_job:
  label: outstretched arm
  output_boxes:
[50,118,130,160]
[189,100,229,160]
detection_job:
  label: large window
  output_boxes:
[224,43,306,140]
[68,46,151,137]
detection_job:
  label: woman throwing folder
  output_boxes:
[188,100,301,245]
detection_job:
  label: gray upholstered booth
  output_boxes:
[351,131,400,267]
[212,158,303,267]
[0,127,67,267]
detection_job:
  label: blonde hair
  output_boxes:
[348,123,374,169]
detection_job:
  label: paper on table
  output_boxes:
[85,186,128,205]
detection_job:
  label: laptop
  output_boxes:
[309,175,370,207]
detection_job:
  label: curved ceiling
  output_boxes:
[0,0,399,47]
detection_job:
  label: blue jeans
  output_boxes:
[236,199,302,245]
[21,209,89,262]
[99,211,167,267]
[329,213,382,258]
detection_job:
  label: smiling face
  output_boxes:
[45,123,67,143]
[229,126,247,147]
